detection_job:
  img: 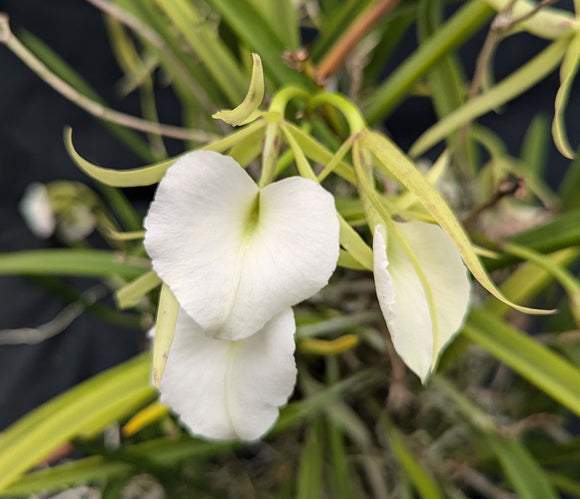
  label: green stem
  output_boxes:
[269,86,311,115]
[309,93,367,134]
[410,37,570,157]
[364,0,494,124]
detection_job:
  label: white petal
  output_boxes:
[373,222,471,382]
[160,307,297,441]
[19,183,55,239]
[144,151,339,340]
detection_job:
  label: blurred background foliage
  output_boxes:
[1,0,580,497]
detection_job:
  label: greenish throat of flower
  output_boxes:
[244,193,261,240]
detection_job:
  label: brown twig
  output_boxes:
[315,0,401,83]
[0,13,215,143]
[462,177,524,227]
[468,0,561,98]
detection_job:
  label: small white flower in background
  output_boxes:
[19,181,97,243]
[373,221,471,382]
[19,182,55,239]
[58,203,97,243]
[144,150,340,440]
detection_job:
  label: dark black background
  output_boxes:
[0,0,578,429]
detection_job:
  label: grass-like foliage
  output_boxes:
[1,0,580,497]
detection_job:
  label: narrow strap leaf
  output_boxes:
[362,130,552,315]
[280,123,318,181]
[122,401,168,437]
[152,284,180,388]
[65,121,265,187]
[552,33,580,159]
[65,127,176,187]
[409,38,569,157]
[282,122,357,184]
[0,354,152,490]
[0,249,149,279]
[317,134,356,183]
[337,249,369,270]
[115,270,162,309]
[465,308,580,417]
[298,335,359,355]
[338,214,373,271]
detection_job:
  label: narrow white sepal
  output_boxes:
[373,222,471,382]
[144,150,339,341]
[159,307,297,441]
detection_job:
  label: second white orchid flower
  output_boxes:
[373,221,471,382]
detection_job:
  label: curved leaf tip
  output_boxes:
[63,126,175,187]
[213,53,265,126]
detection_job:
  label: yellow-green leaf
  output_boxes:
[213,53,265,126]
[409,38,569,157]
[115,270,162,309]
[0,354,152,491]
[65,122,266,187]
[152,284,180,388]
[552,33,580,159]
[338,214,373,271]
[362,130,551,315]
[64,127,176,187]
[483,0,578,40]
[282,122,357,184]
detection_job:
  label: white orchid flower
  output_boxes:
[144,150,340,341]
[373,221,471,382]
[159,307,297,441]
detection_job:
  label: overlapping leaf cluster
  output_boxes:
[1,0,580,497]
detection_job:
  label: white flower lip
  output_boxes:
[143,150,340,341]
[373,222,471,382]
[160,307,297,441]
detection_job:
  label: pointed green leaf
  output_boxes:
[115,270,162,309]
[487,436,559,499]
[0,354,152,491]
[280,123,317,181]
[297,420,324,499]
[409,38,569,157]
[338,214,373,271]
[0,249,149,279]
[364,0,494,123]
[501,242,580,326]
[383,423,444,499]
[152,284,179,389]
[152,0,247,105]
[282,122,356,184]
[465,308,580,417]
[520,114,550,178]
[337,249,368,270]
[65,122,266,187]
[362,130,551,315]
[203,0,313,89]
[213,53,265,126]
[559,148,580,209]
[552,33,580,159]
[64,127,175,187]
